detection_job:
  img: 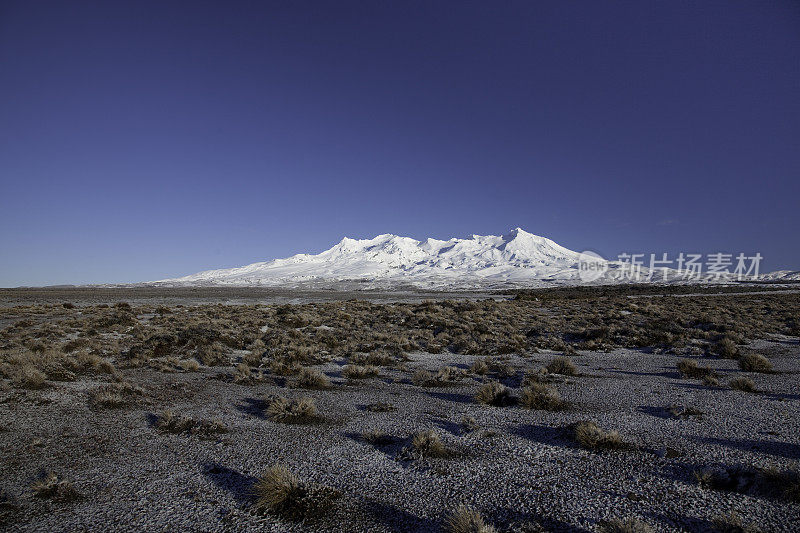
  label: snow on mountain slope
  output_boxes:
[153,228,590,289]
[150,228,791,289]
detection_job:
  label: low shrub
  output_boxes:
[253,465,339,521]
[475,381,513,407]
[444,504,497,533]
[545,356,577,376]
[265,396,319,424]
[738,353,773,373]
[520,383,565,411]
[729,377,756,392]
[293,368,330,389]
[677,358,714,379]
[571,421,626,450]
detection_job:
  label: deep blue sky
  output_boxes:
[1,1,798,286]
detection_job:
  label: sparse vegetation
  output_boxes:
[293,367,331,389]
[571,421,626,450]
[31,472,80,502]
[265,395,320,423]
[154,409,227,436]
[361,430,396,446]
[545,356,577,376]
[1,287,799,530]
[88,381,144,408]
[253,465,340,521]
[520,382,565,411]
[738,353,773,373]
[342,364,380,379]
[729,377,756,392]
[677,358,715,379]
[714,337,740,359]
[444,504,497,533]
[460,416,480,432]
[410,429,449,458]
[475,381,513,407]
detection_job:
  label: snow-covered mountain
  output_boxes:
[150,228,795,289]
[153,229,588,289]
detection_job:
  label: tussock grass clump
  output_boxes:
[436,365,465,383]
[10,366,48,389]
[598,517,654,533]
[31,472,80,502]
[243,339,266,366]
[270,360,302,376]
[469,360,488,375]
[729,377,756,392]
[545,356,577,376]
[738,353,773,373]
[265,396,319,424]
[677,358,714,379]
[412,369,436,387]
[444,504,497,533]
[714,337,740,359]
[155,409,227,436]
[253,465,340,521]
[88,382,144,408]
[342,364,379,379]
[412,366,464,386]
[520,383,565,411]
[571,421,626,450]
[410,429,449,458]
[293,368,330,389]
[233,362,263,383]
[702,374,720,387]
[475,381,513,407]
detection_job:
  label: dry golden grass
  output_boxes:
[265,396,319,424]
[729,377,756,392]
[571,420,626,450]
[293,368,330,389]
[253,465,339,521]
[342,364,379,379]
[677,358,715,379]
[444,504,497,533]
[155,409,227,436]
[411,429,449,458]
[545,356,577,376]
[475,381,513,407]
[738,353,773,373]
[520,382,564,411]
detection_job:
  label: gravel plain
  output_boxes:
[1,335,798,532]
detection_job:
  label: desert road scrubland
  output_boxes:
[1,286,798,532]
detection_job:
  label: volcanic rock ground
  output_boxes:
[1,334,798,532]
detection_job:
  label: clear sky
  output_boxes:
[1,1,798,286]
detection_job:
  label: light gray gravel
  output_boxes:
[1,339,799,532]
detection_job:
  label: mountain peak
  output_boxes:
[156,229,586,288]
